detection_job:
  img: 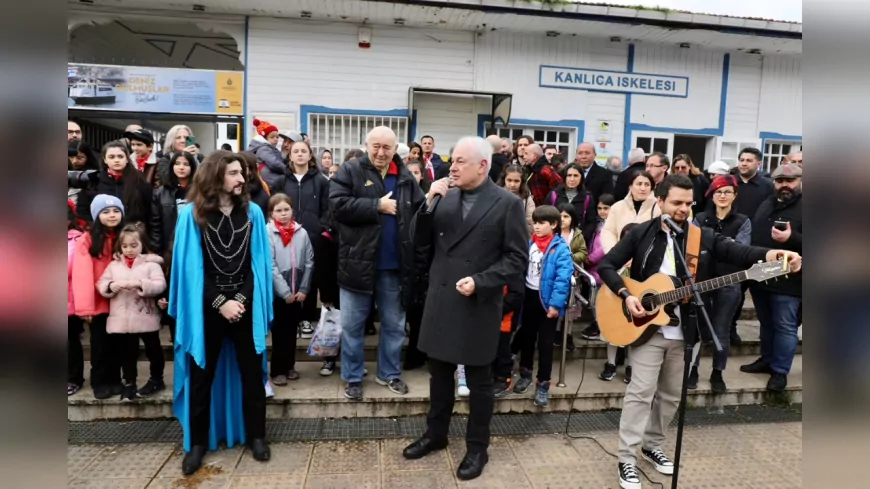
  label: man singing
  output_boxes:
[598,175,801,489]
[403,137,527,481]
[169,150,273,475]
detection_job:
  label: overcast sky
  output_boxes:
[598,0,802,22]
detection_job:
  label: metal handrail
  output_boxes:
[557,264,599,388]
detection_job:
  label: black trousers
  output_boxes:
[517,288,558,382]
[730,282,750,339]
[189,305,266,447]
[271,298,302,376]
[425,358,494,454]
[89,314,120,389]
[116,331,166,384]
[492,330,514,382]
[404,303,428,367]
[68,315,85,386]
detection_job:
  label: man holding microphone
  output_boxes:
[402,137,528,481]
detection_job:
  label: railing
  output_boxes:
[556,263,597,388]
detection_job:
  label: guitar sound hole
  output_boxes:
[640,293,656,313]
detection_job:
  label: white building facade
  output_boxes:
[70,0,802,171]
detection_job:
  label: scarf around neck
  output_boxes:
[531,233,555,253]
[275,221,296,247]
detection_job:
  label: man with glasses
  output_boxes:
[644,152,670,188]
[68,121,82,142]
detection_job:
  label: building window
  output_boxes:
[720,141,757,168]
[764,141,802,173]
[488,124,573,157]
[308,113,408,163]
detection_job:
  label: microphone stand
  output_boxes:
[668,229,722,489]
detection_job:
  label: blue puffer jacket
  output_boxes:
[532,235,575,316]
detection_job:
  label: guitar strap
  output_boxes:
[686,223,701,282]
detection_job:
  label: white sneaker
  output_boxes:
[618,463,642,489]
[300,321,315,339]
[264,379,275,398]
[457,364,469,397]
[458,383,470,397]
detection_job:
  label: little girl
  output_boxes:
[72,194,125,400]
[599,222,638,384]
[68,202,85,396]
[266,193,314,385]
[579,193,615,341]
[498,164,535,236]
[98,223,167,402]
[554,203,588,352]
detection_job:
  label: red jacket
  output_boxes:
[526,156,563,206]
[71,232,116,317]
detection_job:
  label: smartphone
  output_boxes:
[185,135,196,148]
[773,221,788,231]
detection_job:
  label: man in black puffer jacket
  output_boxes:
[329,126,426,401]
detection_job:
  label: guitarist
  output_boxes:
[599,175,802,489]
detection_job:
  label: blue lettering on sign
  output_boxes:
[541,65,688,97]
[555,71,564,83]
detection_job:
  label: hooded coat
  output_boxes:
[97,253,167,334]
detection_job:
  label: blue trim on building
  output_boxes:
[759,131,802,154]
[623,51,731,160]
[243,16,250,143]
[299,105,408,135]
[622,44,635,164]
[477,114,585,145]
[409,109,418,143]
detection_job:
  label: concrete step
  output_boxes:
[80,318,798,362]
[68,353,802,421]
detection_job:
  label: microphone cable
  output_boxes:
[562,335,665,489]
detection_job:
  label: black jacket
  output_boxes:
[735,173,774,220]
[329,155,426,307]
[582,163,615,203]
[690,173,711,216]
[489,153,509,182]
[750,194,802,297]
[149,184,188,255]
[549,185,597,242]
[599,217,769,341]
[270,167,330,237]
[78,169,153,226]
[613,161,647,202]
[249,181,270,217]
[413,180,528,365]
[695,209,751,277]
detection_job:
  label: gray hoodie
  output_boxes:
[248,136,287,188]
[267,220,314,300]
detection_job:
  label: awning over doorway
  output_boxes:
[408,87,513,134]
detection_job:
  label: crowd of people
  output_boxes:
[66,118,803,484]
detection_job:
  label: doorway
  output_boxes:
[673,135,712,168]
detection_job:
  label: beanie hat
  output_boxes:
[253,118,279,139]
[705,175,739,198]
[707,161,730,176]
[90,194,125,221]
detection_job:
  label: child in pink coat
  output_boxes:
[68,202,85,396]
[98,223,167,402]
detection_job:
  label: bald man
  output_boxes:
[522,143,562,205]
[486,135,509,181]
[786,151,802,167]
[574,142,614,203]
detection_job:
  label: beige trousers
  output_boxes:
[617,330,685,465]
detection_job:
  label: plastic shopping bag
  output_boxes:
[307,307,342,357]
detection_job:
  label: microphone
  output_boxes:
[426,179,453,213]
[661,214,684,235]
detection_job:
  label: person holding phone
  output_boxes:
[741,163,803,392]
[157,125,198,185]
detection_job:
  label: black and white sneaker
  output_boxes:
[320,360,336,376]
[376,377,409,395]
[299,321,315,339]
[580,323,601,341]
[618,462,642,489]
[599,362,617,381]
[642,448,674,475]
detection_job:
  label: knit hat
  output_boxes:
[396,143,410,160]
[707,161,730,176]
[90,194,125,221]
[253,118,279,138]
[279,129,303,142]
[705,175,739,198]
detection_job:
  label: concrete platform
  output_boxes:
[68,354,802,421]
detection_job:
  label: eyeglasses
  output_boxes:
[713,190,735,196]
[645,164,666,169]
[673,166,690,171]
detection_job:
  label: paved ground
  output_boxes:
[68,422,801,488]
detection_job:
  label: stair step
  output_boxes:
[79,320,799,362]
[68,354,802,421]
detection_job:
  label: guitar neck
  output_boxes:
[655,271,748,306]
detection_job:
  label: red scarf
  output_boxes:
[136,154,149,172]
[124,256,135,268]
[275,221,296,247]
[531,233,555,253]
[108,169,123,181]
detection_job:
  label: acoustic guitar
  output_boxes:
[596,260,793,347]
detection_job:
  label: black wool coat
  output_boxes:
[413,179,528,366]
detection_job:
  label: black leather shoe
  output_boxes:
[402,437,448,460]
[181,445,207,475]
[740,358,772,374]
[457,451,488,481]
[250,438,271,462]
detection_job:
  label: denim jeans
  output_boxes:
[694,284,741,371]
[751,287,802,375]
[340,271,406,383]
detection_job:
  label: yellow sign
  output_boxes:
[215,71,244,115]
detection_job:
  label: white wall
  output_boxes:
[757,55,802,136]
[630,45,724,130]
[413,93,478,152]
[247,18,474,128]
[187,122,216,153]
[723,53,763,140]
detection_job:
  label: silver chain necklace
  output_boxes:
[204,222,251,274]
[208,212,247,250]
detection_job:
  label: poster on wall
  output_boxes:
[67,63,243,115]
[594,120,612,166]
